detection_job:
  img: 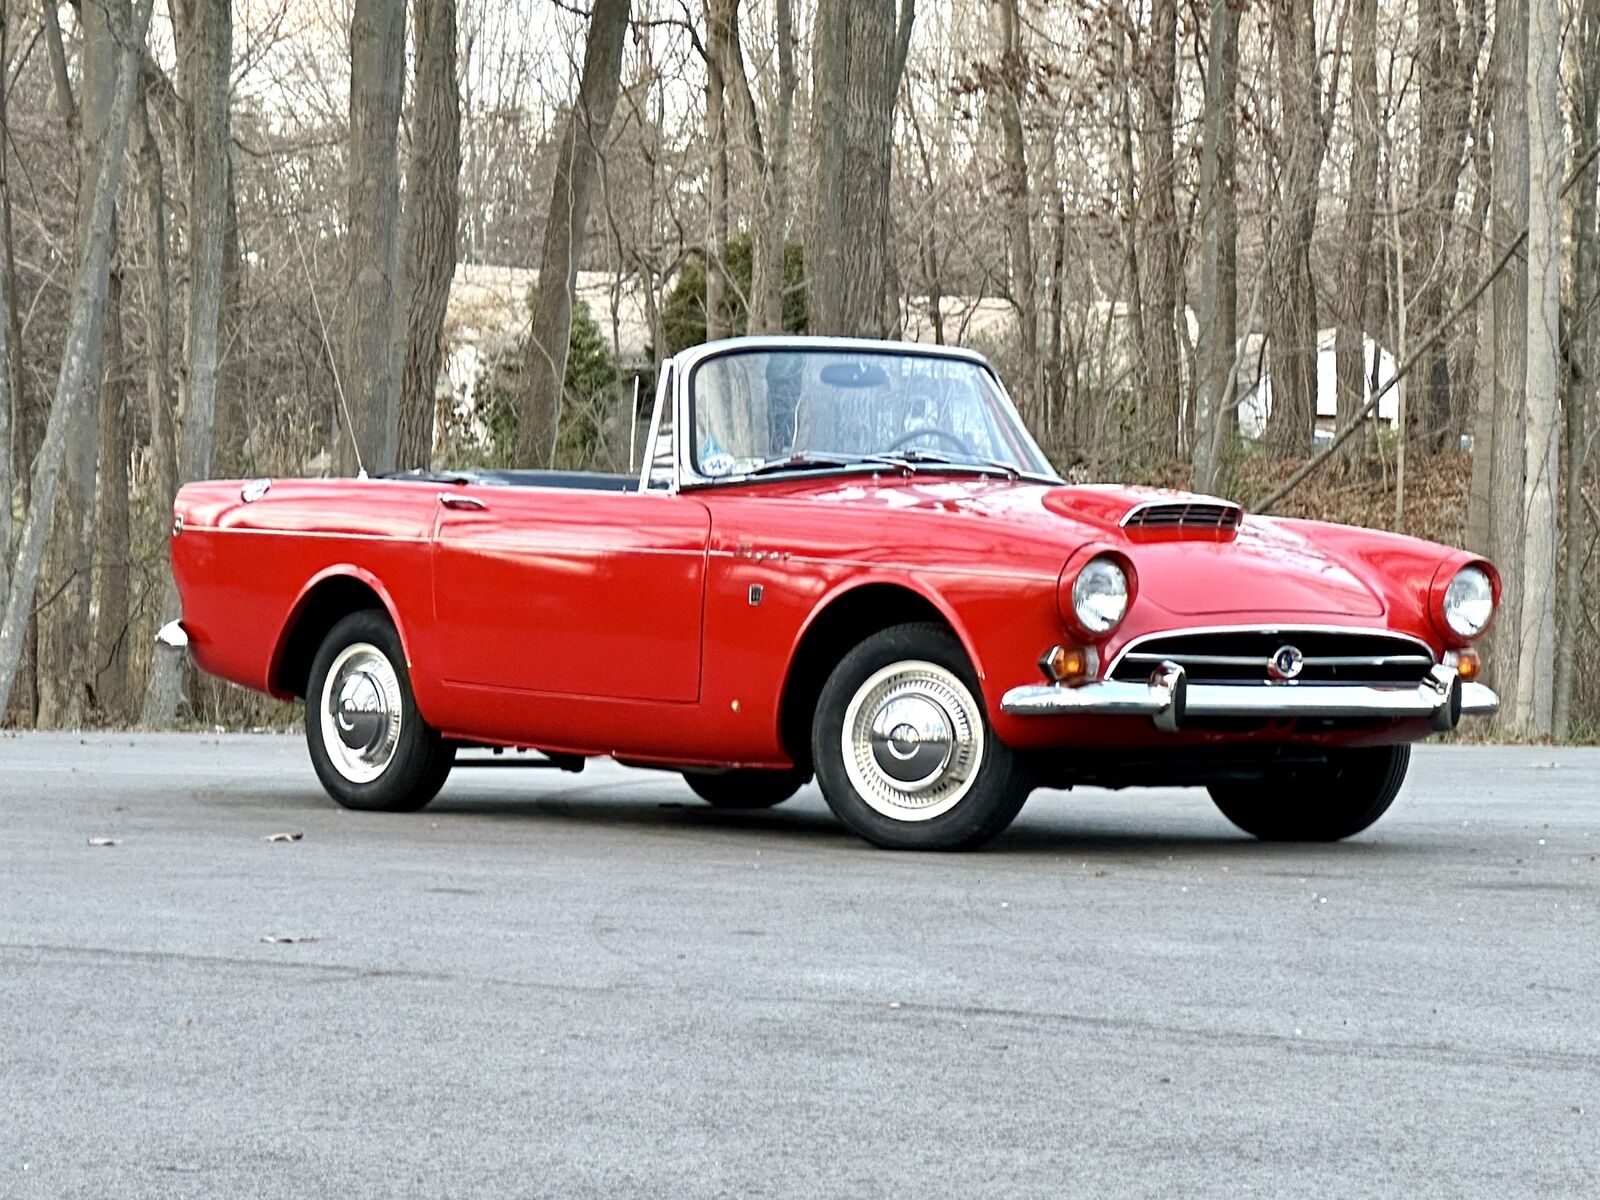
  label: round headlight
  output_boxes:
[1072,556,1129,635]
[1443,565,1494,638]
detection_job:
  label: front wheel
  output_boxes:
[811,623,1032,850]
[305,610,455,812]
[1207,745,1411,841]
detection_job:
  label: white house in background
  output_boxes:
[1238,328,1400,441]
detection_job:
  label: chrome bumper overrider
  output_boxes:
[1000,662,1500,732]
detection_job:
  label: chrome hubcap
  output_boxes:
[842,660,984,821]
[319,643,403,784]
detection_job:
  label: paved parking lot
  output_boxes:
[2,734,1597,1197]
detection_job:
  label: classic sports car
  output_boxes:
[166,335,1500,850]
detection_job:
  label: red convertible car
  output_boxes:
[166,336,1499,850]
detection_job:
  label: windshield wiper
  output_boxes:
[884,449,1033,480]
[744,452,867,476]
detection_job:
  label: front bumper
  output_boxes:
[1000,662,1499,732]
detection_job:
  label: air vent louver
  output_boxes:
[1121,501,1243,530]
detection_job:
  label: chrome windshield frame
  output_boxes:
[662,335,1059,491]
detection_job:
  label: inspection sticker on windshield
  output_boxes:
[700,434,735,477]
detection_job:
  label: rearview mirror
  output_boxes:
[819,361,889,389]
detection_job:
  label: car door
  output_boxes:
[431,486,711,703]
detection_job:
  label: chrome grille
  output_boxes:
[1110,629,1435,686]
[1121,501,1243,530]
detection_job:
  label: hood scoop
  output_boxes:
[1121,498,1243,531]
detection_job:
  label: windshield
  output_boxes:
[687,348,1055,480]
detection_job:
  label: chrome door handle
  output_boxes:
[438,493,487,511]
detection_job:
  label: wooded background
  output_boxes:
[0,0,1595,739]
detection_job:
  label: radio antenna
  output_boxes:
[287,209,365,479]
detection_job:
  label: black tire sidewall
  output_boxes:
[1208,744,1410,841]
[684,769,807,809]
[305,610,453,812]
[812,623,1031,850]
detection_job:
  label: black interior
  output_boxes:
[383,468,636,492]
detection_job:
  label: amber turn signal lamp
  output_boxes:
[1452,648,1482,681]
[1039,645,1097,684]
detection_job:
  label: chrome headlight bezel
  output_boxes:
[1071,555,1130,636]
[1442,565,1494,639]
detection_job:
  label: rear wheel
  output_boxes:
[683,768,808,809]
[305,610,455,812]
[1207,745,1410,841]
[811,623,1032,850]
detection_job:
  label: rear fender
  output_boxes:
[269,565,415,700]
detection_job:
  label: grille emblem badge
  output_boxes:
[1268,644,1305,681]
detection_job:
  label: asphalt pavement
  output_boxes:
[2,733,1597,1198]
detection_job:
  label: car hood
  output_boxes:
[760,476,1386,618]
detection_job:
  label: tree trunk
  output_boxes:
[37,0,125,727]
[1262,0,1323,458]
[1485,0,1529,721]
[340,0,406,476]
[133,92,176,553]
[1514,0,1561,735]
[1334,0,1378,468]
[517,0,631,469]
[0,0,154,718]
[0,5,12,613]
[807,0,914,337]
[754,0,796,335]
[0,23,30,724]
[92,265,130,719]
[1140,0,1180,457]
[717,0,796,337]
[1465,75,1496,556]
[141,0,231,728]
[1555,0,1600,737]
[1408,0,1478,452]
[995,0,1038,425]
[1193,0,1238,493]
[396,0,461,472]
[704,0,732,341]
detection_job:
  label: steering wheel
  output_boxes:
[886,426,978,457]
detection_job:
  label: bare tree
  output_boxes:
[0,5,13,613]
[1514,0,1562,734]
[1140,0,1180,457]
[807,0,914,336]
[1193,0,1238,493]
[0,0,155,717]
[340,0,407,475]
[141,0,232,727]
[91,263,130,718]
[1334,0,1378,468]
[715,0,798,336]
[1408,0,1480,450]
[35,0,125,726]
[1556,0,1600,736]
[1485,0,1529,719]
[396,0,463,471]
[517,0,632,469]
[994,0,1038,422]
[1262,0,1324,457]
[704,0,733,341]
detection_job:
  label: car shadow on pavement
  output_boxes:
[415,785,1415,860]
